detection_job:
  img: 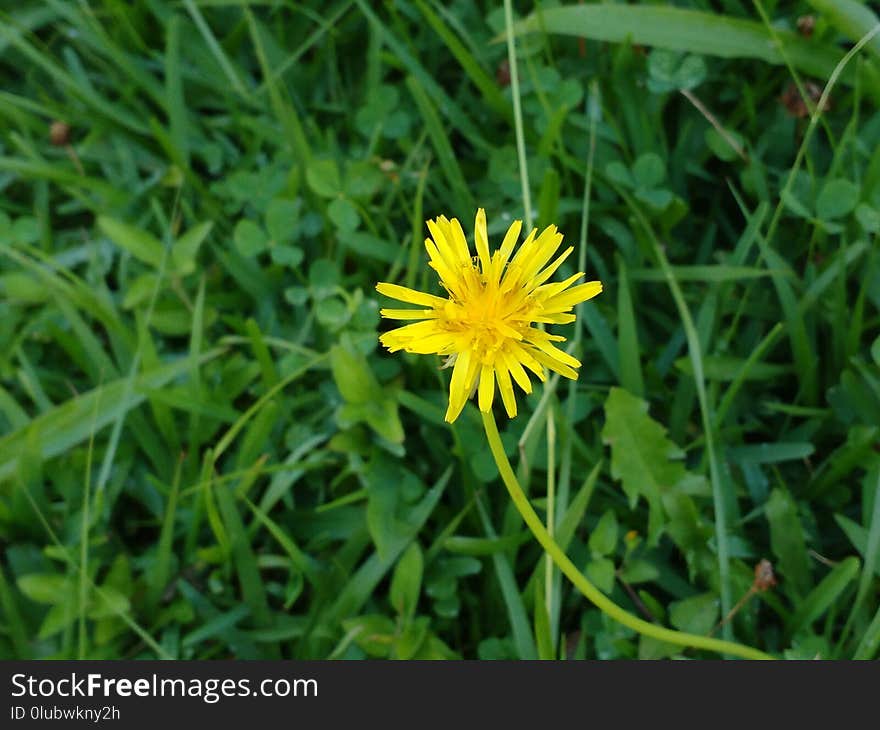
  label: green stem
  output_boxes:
[481,410,774,661]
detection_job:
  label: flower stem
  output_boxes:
[480,410,774,661]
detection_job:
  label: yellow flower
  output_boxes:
[376,209,602,423]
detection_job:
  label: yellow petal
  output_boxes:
[474,208,492,276]
[376,282,447,308]
[380,308,436,320]
[494,360,517,418]
[501,349,533,394]
[446,349,478,423]
[542,281,603,311]
[478,363,495,412]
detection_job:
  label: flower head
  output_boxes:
[376,209,602,423]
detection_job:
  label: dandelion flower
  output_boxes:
[376,209,602,423]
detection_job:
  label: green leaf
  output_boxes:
[790,557,860,635]
[588,509,619,557]
[728,442,815,464]
[306,158,342,197]
[647,49,707,93]
[669,592,719,635]
[586,557,616,593]
[87,585,130,620]
[816,179,860,220]
[605,160,634,188]
[635,187,673,211]
[330,343,382,405]
[265,198,300,243]
[765,488,812,598]
[363,456,420,560]
[705,128,746,162]
[601,387,687,544]
[172,221,212,275]
[342,614,396,657]
[343,232,400,264]
[308,258,340,299]
[233,220,268,257]
[513,5,851,84]
[390,542,423,620]
[855,203,880,233]
[344,161,385,200]
[98,216,164,267]
[327,197,361,233]
[316,297,350,330]
[17,573,70,604]
[631,153,665,190]
[270,244,304,268]
[392,616,430,660]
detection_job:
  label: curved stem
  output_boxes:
[481,410,774,661]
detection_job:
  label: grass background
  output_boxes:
[1,0,879,660]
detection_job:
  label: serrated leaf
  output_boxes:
[601,387,687,543]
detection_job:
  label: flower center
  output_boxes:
[441,284,530,364]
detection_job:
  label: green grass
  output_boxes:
[0,0,879,660]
